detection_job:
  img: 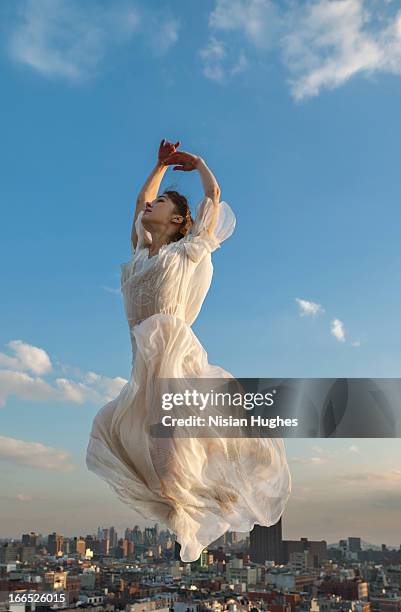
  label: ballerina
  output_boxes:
[86,139,292,562]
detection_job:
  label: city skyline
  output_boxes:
[3,527,398,553]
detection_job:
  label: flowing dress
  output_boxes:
[86,196,292,562]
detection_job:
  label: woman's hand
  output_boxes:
[158,138,181,165]
[162,151,201,172]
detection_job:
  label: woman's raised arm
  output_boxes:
[131,139,180,250]
[194,156,221,236]
[162,151,221,236]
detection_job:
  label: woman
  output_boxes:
[86,139,292,562]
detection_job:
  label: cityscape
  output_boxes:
[1,517,401,612]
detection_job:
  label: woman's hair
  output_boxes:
[163,189,193,241]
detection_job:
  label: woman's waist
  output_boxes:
[127,309,187,329]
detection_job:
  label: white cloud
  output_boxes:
[295,299,357,346]
[204,0,401,99]
[0,435,74,472]
[309,456,327,464]
[231,50,249,74]
[0,339,52,374]
[7,1,180,81]
[281,0,401,100]
[146,14,180,57]
[201,0,277,82]
[56,373,127,404]
[16,493,33,502]
[337,469,401,482]
[83,371,127,401]
[200,36,227,82]
[0,339,127,407]
[0,493,49,503]
[0,370,58,407]
[331,317,346,342]
[291,455,328,465]
[311,445,326,454]
[295,297,325,317]
[209,0,281,49]
[8,0,140,80]
[200,36,249,82]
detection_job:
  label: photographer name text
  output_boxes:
[161,415,298,428]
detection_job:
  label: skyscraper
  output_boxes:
[348,537,362,553]
[174,540,181,561]
[47,533,64,557]
[250,517,283,564]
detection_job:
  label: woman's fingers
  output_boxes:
[166,151,192,163]
[159,138,180,156]
[173,163,195,171]
[161,139,180,151]
[162,151,196,170]
[165,151,179,160]
[163,153,181,165]
[161,154,173,164]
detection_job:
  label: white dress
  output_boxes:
[86,196,292,562]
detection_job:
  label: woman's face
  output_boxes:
[141,194,180,231]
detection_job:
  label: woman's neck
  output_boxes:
[148,228,174,257]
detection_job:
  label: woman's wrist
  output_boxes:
[156,160,168,172]
[195,156,205,169]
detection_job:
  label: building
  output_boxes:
[348,537,362,553]
[283,537,327,567]
[174,541,181,561]
[250,517,284,564]
[0,543,19,565]
[320,579,369,600]
[19,545,35,563]
[370,595,401,612]
[44,569,68,590]
[48,533,64,556]
[226,564,258,588]
[74,537,86,557]
[21,533,39,548]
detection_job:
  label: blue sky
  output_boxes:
[1,0,401,545]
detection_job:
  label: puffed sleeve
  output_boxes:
[121,210,152,285]
[131,210,152,256]
[181,196,236,263]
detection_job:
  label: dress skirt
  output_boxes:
[86,312,292,562]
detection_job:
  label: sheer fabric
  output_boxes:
[86,196,291,562]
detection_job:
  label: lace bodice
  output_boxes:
[120,196,235,331]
